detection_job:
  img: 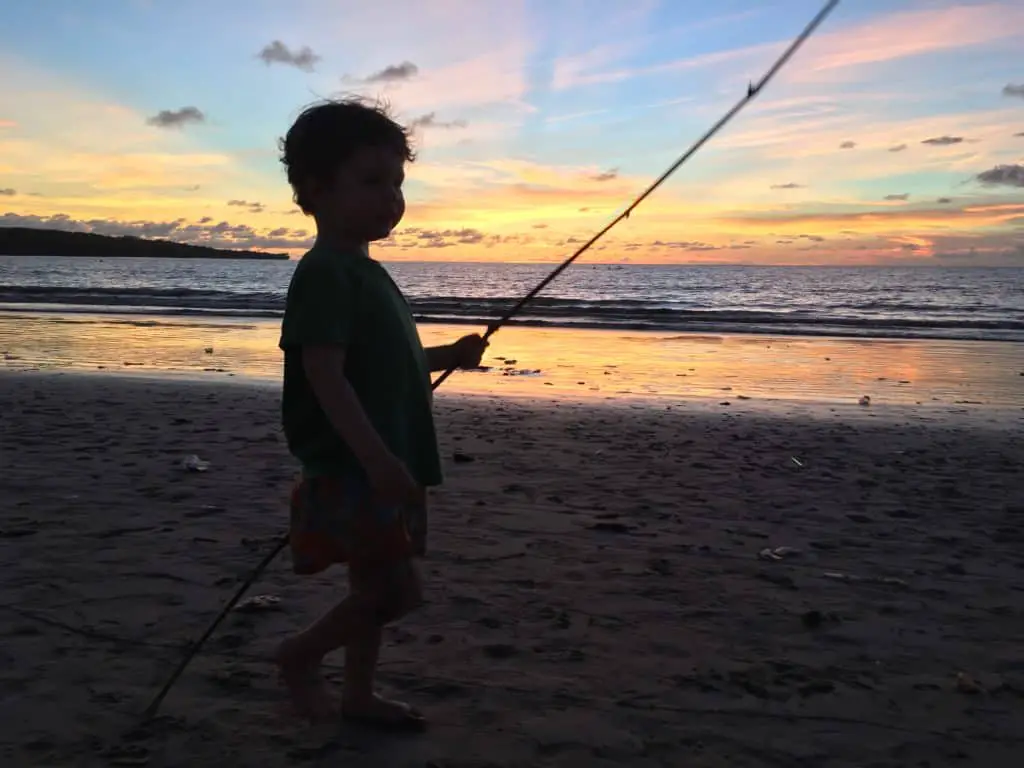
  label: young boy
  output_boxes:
[275,98,487,729]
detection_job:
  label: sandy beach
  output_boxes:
[1,370,1022,766]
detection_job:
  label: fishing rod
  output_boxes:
[433,0,840,389]
[140,0,840,721]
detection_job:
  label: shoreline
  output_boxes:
[1,372,1022,766]
[1,303,1021,345]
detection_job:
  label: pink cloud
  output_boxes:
[552,44,764,91]
[315,0,533,115]
[552,2,1024,90]
[799,2,1024,74]
[369,44,531,113]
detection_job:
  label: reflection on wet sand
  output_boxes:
[1,311,1022,408]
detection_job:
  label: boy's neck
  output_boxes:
[314,229,369,257]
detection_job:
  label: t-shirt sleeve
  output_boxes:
[279,257,357,349]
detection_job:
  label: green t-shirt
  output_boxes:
[278,243,443,486]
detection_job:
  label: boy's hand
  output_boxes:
[366,451,423,506]
[450,333,488,369]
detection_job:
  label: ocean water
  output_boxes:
[0,255,1022,343]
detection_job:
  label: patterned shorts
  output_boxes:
[288,473,427,575]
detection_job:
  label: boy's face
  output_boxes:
[311,145,406,241]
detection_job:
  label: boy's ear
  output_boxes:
[300,176,324,208]
[305,169,341,203]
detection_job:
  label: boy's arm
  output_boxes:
[424,334,487,372]
[302,344,392,467]
[303,343,421,502]
[424,344,456,373]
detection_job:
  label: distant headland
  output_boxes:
[0,227,289,260]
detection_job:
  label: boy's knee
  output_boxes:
[358,559,422,625]
[386,559,423,619]
[372,584,421,626]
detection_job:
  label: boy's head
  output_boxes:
[280,97,415,242]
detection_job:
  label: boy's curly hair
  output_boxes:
[279,96,415,215]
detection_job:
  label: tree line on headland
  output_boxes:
[0,227,288,260]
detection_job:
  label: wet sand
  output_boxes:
[2,310,1023,407]
[1,371,1022,767]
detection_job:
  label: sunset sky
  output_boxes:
[1,0,1022,265]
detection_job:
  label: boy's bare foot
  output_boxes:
[275,640,337,723]
[341,693,427,731]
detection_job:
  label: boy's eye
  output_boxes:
[363,174,402,188]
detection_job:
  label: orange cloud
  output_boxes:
[0,54,293,226]
[409,158,641,223]
[0,146,231,190]
[381,181,1021,265]
[718,201,1024,232]
[9,183,1018,265]
[714,106,1020,163]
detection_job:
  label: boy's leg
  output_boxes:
[275,590,376,722]
[341,556,424,724]
[277,475,424,724]
[275,475,386,722]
